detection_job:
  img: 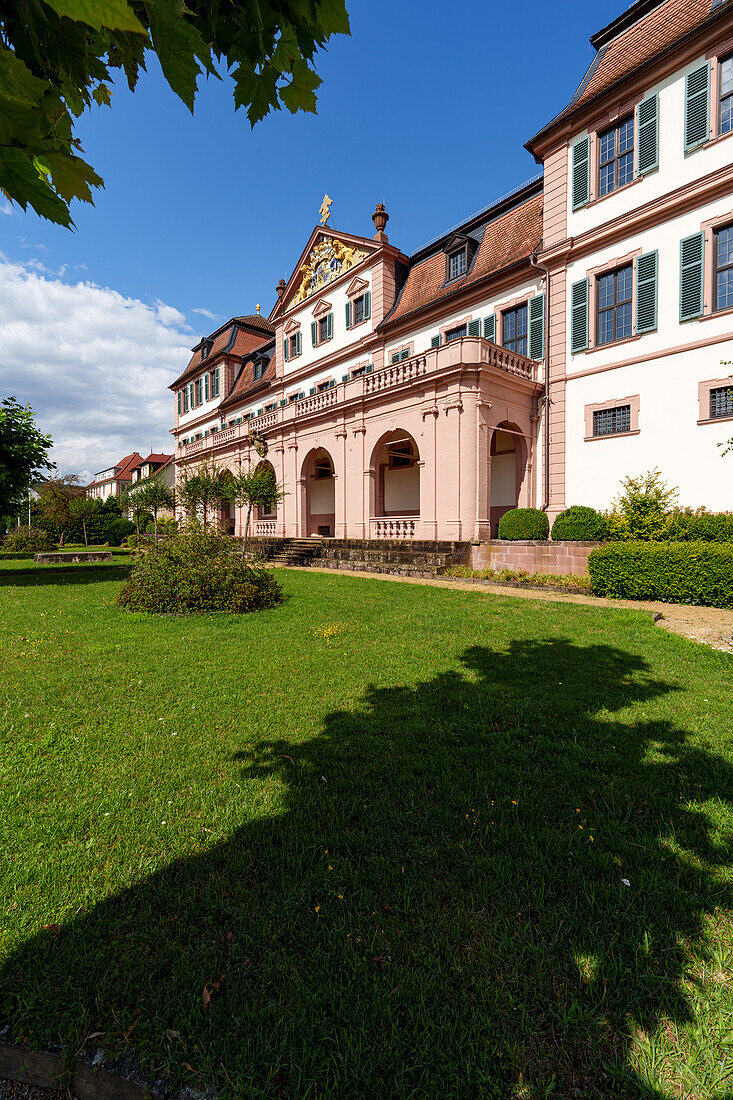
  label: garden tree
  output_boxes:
[613,468,679,541]
[178,460,230,530]
[222,464,284,549]
[0,397,55,516]
[120,485,150,538]
[35,475,82,546]
[68,493,98,545]
[133,475,174,536]
[1,0,350,227]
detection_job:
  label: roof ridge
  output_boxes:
[410,175,543,259]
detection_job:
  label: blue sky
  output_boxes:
[0,0,625,477]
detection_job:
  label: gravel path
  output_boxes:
[0,1081,58,1100]
[291,565,733,653]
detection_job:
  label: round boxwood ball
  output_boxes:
[497,508,550,541]
[551,506,608,542]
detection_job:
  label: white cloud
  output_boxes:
[0,257,193,479]
[0,201,13,216]
[191,306,221,322]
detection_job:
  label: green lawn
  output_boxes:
[1,570,732,1099]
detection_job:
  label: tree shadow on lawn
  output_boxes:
[0,566,131,586]
[3,639,731,1098]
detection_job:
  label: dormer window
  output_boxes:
[201,339,213,360]
[443,232,478,284]
[448,249,467,281]
[253,356,269,380]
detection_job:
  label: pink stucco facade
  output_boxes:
[178,336,541,542]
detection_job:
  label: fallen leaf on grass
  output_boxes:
[202,977,223,1009]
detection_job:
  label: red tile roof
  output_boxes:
[388,192,543,323]
[220,352,276,410]
[145,453,173,464]
[575,0,714,110]
[172,320,274,388]
[528,0,725,152]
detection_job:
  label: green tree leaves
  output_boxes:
[0,398,55,517]
[1,0,350,226]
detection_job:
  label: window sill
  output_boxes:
[699,304,733,322]
[346,318,369,332]
[698,414,733,425]
[702,127,733,151]
[585,174,643,210]
[313,337,333,349]
[584,429,640,442]
[583,333,642,356]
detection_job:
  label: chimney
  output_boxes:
[372,202,389,242]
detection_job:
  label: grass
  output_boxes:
[443,566,592,591]
[1,569,732,1098]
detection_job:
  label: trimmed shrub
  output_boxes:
[116,525,283,614]
[588,541,733,608]
[666,508,733,543]
[107,519,136,546]
[497,508,549,541]
[1,526,56,552]
[551,506,608,542]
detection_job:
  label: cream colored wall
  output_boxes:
[567,55,733,238]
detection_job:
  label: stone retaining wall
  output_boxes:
[470,541,600,576]
[35,551,113,564]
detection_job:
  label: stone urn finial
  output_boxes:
[372,202,389,239]
[276,278,286,300]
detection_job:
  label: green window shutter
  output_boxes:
[311,320,317,346]
[635,251,658,333]
[284,337,289,362]
[391,352,400,364]
[571,137,590,210]
[400,349,409,361]
[483,314,496,341]
[345,302,351,329]
[680,232,705,320]
[177,391,181,416]
[364,291,371,319]
[214,366,220,396]
[571,278,589,353]
[309,387,316,395]
[529,293,545,359]
[365,363,373,374]
[326,313,333,340]
[204,373,209,401]
[467,318,481,337]
[296,332,302,355]
[430,335,441,348]
[637,93,659,174]
[684,62,710,152]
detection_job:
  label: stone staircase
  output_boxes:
[269,538,325,566]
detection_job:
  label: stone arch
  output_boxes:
[489,421,528,535]
[300,447,336,537]
[369,430,421,528]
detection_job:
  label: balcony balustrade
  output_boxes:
[178,337,538,459]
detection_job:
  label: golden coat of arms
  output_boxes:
[292,237,366,305]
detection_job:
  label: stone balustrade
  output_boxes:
[178,337,538,460]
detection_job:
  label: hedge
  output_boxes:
[666,510,733,542]
[497,508,550,541]
[551,506,608,542]
[588,541,733,608]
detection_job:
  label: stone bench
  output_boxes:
[34,551,114,564]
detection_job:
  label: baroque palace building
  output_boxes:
[171,0,733,540]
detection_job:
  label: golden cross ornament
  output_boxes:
[319,194,333,225]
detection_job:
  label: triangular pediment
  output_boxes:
[311,298,332,318]
[283,317,301,334]
[270,226,379,320]
[346,275,369,297]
